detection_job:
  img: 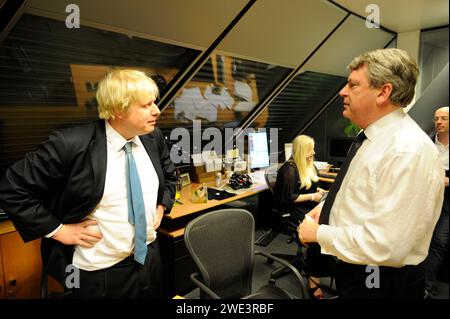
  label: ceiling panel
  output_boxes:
[26,0,248,49]
[334,0,449,32]
[217,0,346,67]
[303,15,395,76]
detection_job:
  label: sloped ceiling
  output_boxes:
[334,0,449,32]
[303,15,394,76]
[25,0,447,74]
[26,0,249,49]
[216,0,345,68]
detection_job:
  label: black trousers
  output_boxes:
[71,240,163,299]
[334,260,425,299]
[424,194,449,290]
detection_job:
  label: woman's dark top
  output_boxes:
[273,160,319,224]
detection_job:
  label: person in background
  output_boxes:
[0,69,177,298]
[274,134,327,299]
[298,48,444,298]
[424,106,449,298]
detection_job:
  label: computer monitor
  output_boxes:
[248,131,270,170]
[327,137,353,165]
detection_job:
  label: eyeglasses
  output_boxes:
[433,116,449,122]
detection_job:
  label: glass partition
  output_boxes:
[261,71,347,150]
[157,53,290,163]
[252,14,395,162]
[159,54,290,130]
[159,0,347,164]
[0,13,199,176]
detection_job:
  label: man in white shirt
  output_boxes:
[298,48,444,298]
[0,70,177,298]
[424,106,449,298]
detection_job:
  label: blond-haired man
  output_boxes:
[0,69,177,298]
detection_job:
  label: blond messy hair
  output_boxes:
[348,48,419,107]
[96,69,159,120]
[292,135,318,190]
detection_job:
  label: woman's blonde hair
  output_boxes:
[292,135,318,190]
[96,69,159,120]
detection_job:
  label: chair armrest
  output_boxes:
[255,250,307,298]
[189,272,221,299]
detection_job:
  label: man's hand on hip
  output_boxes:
[52,219,102,248]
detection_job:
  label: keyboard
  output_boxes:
[207,188,235,200]
[255,230,279,247]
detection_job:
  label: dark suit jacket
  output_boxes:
[0,120,177,284]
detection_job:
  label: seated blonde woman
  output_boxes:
[274,135,327,299]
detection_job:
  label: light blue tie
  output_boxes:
[124,142,147,265]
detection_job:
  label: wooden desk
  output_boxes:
[160,181,268,238]
[319,171,337,185]
[319,177,336,184]
[158,180,269,297]
[0,220,42,298]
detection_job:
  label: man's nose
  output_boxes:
[339,84,348,97]
[152,104,161,115]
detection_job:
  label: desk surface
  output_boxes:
[160,180,268,238]
[165,181,268,220]
[0,220,15,235]
[161,171,336,238]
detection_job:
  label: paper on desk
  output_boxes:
[204,85,234,110]
[174,87,217,121]
[314,161,329,170]
[249,170,266,184]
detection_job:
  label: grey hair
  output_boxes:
[348,48,419,107]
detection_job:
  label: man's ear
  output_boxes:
[376,83,393,104]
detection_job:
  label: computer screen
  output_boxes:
[248,131,270,170]
[327,137,353,163]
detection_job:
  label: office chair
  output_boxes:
[263,164,308,279]
[184,208,307,299]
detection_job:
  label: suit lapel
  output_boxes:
[89,120,107,207]
[140,133,163,183]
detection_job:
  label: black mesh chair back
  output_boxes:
[184,208,255,298]
[264,164,279,194]
[184,208,307,299]
[264,163,297,231]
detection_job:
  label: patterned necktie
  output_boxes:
[319,132,367,225]
[124,142,147,265]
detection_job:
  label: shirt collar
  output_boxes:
[435,135,449,147]
[363,108,406,142]
[105,120,142,152]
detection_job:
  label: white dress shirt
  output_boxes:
[72,121,159,271]
[317,109,444,267]
[435,136,449,170]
